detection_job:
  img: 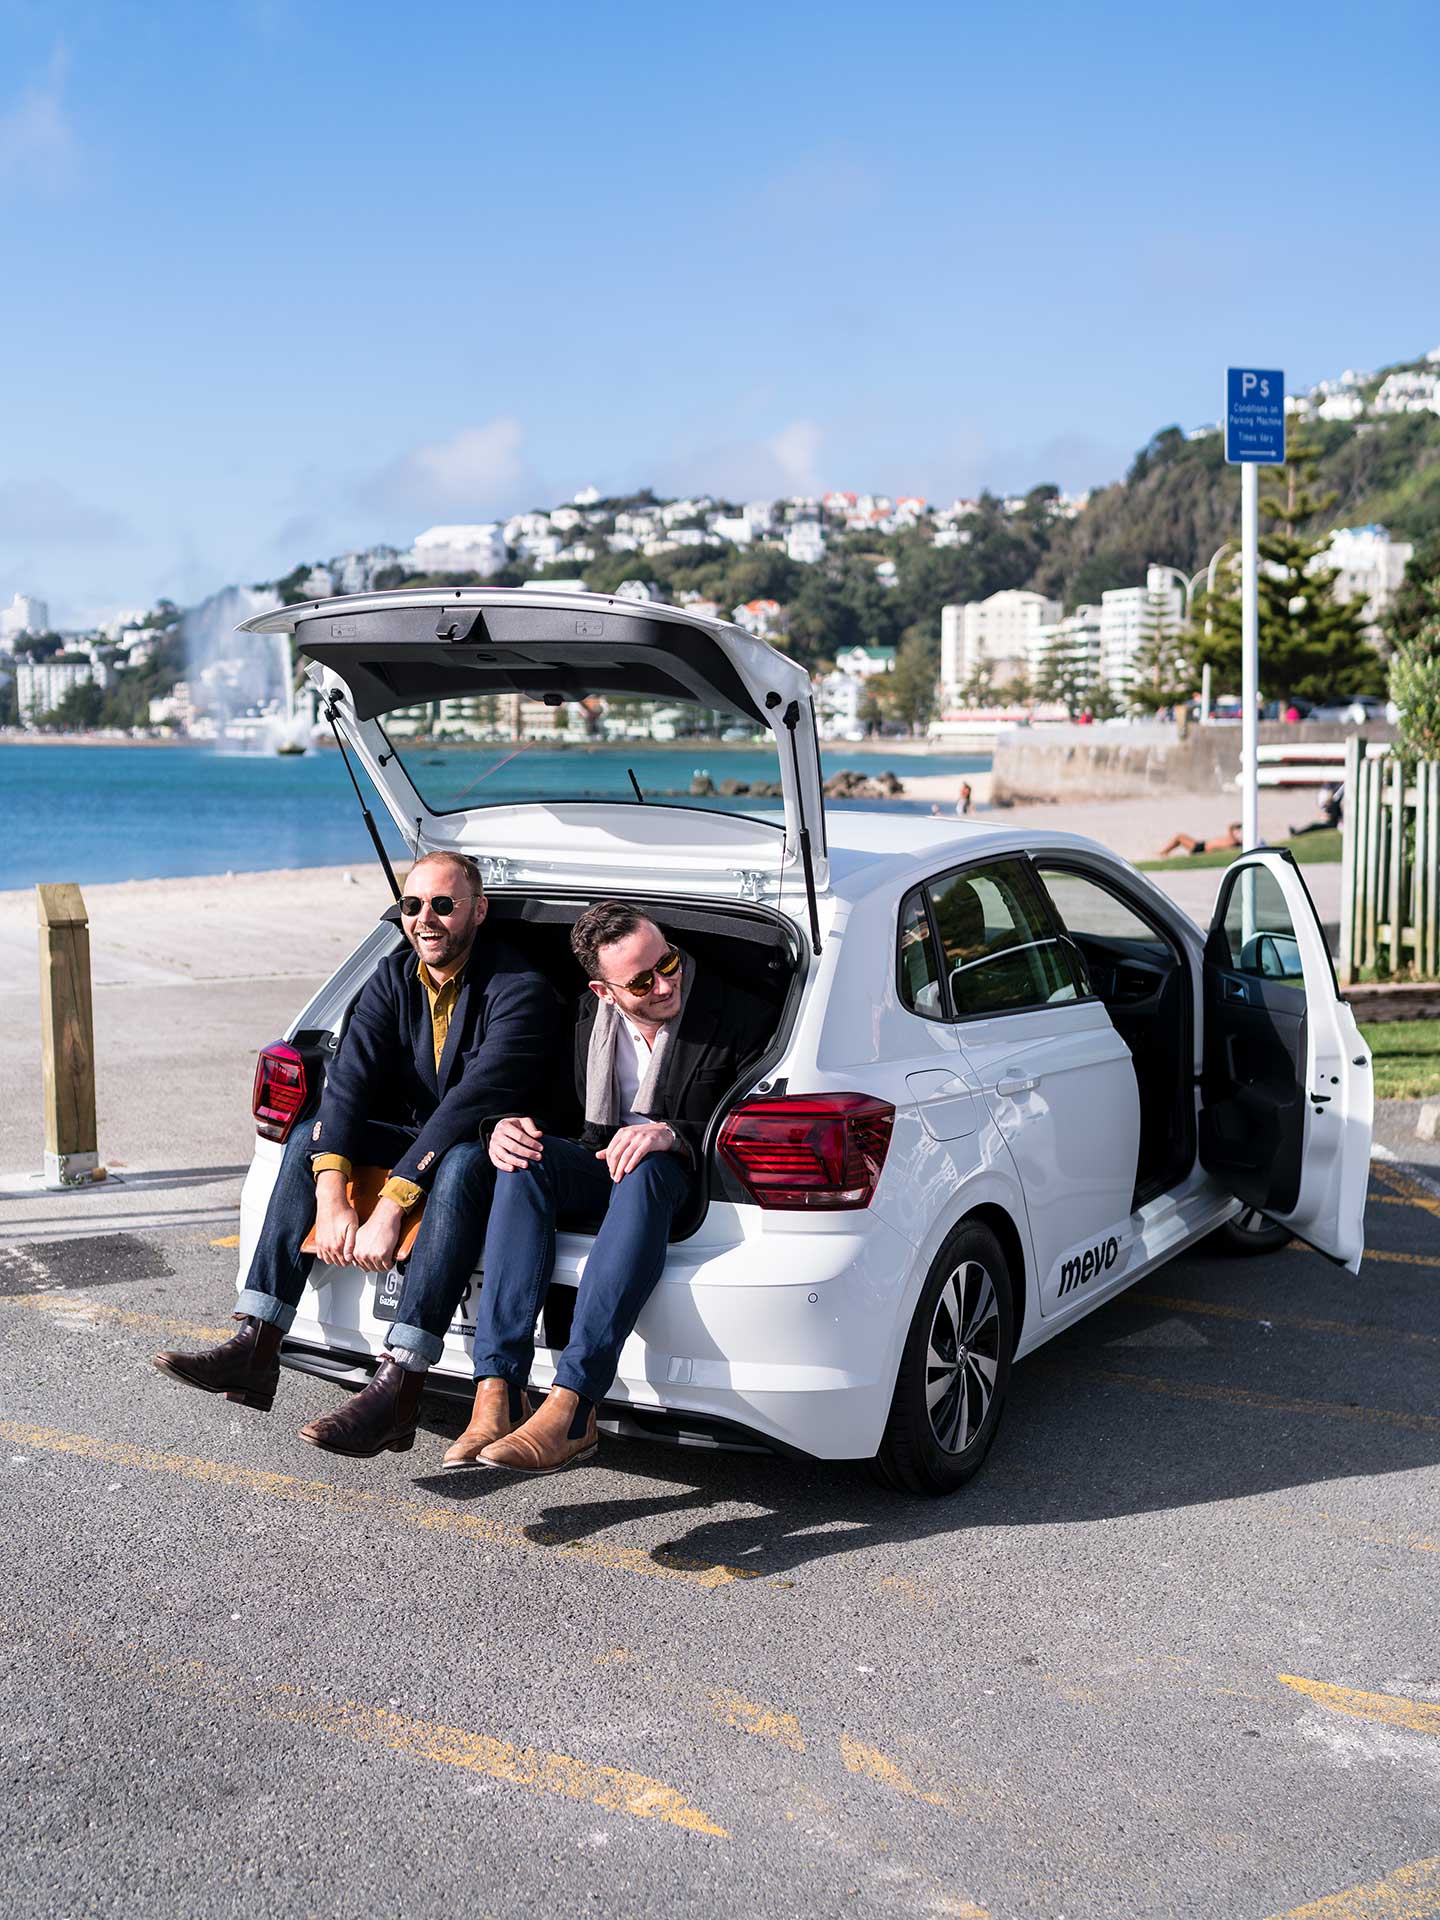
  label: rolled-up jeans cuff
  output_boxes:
[235,1290,296,1332]
[387,1322,443,1369]
[553,1362,607,1405]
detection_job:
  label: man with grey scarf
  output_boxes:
[445,900,773,1474]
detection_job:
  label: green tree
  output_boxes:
[1389,602,1440,763]
[1034,643,1097,719]
[958,658,995,709]
[1128,588,1192,713]
[1193,436,1383,702]
[40,678,105,729]
[1386,531,1440,650]
[880,632,939,734]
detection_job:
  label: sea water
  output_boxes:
[0,742,990,891]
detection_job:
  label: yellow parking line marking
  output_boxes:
[710,1689,806,1751]
[9,1294,230,1344]
[1278,1675,1440,1739]
[1262,1855,1440,1920]
[1373,1164,1440,1218]
[1358,1249,1440,1268]
[276,1691,729,1835]
[209,1234,240,1248]
[1067,1368,1440,1434]
[0,1419,762,1591]
[839,1733,954,1810]
[1133,1293,1440,1347]
[40,1639,727,1838]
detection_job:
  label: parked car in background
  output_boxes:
[1307,696,1390,725]
[235,589,1374,1495]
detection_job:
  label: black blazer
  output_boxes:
[571,968,774,1164]
[311,937,562,1192]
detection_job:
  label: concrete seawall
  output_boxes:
[991,721,1396,804]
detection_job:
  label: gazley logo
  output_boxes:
[1057,1234,1121,1298]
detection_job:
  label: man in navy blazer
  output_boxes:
[154,851,561,1458]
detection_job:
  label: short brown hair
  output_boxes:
[570,900,659,979]
[406,851,485,897]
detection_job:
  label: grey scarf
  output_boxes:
[584,948,693,1129]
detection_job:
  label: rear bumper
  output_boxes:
[239,1147,917,1460]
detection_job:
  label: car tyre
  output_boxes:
[1209,1205,1291,1257]
[872,1220,1014,1497]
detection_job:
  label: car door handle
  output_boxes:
[996,1072,1038,1098]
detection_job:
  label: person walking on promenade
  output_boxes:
[153,851,562,1458]
[443,900,772,1476]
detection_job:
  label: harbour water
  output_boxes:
[0,742,991,891]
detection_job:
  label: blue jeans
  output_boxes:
[471,1135,694,1406]
[237,1122,496,1367]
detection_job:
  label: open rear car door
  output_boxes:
[1199,849,1373,1272]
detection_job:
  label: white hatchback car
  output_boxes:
[235,588,1374,1495]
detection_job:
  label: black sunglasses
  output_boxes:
[400,892,473,918]
[603,946,682,997]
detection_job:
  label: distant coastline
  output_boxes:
[0,730,999,756]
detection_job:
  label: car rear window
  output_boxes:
[928,858,1084,1019]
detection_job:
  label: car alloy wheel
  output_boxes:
[1211,1204,1292,1257]
[925,1259,1001,1455]
[873,1218,1015,1497]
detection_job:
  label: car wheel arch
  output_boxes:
[958,1201,1027,1354]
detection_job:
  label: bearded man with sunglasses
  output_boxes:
[154,851,561,1457]
[442,899,772,1475]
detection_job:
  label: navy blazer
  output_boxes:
[311,936,562,1193]
[571,968,774,1165]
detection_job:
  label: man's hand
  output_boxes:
[490,1116,544,1172]
[313,1170,360,1266]
[596,1120,677,1182]
[352,1197,406,1273]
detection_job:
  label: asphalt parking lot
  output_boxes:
[2,1159,1438,1920]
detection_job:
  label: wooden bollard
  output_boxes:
[35,883,105,1188]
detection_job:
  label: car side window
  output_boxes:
[930,858,1084,1019]
[897,886,944,1018]
[1039,869,1170,957]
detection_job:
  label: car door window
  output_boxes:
[930,858,1084,1019]
[897,887,944,1018]
[1215,866,1304,980]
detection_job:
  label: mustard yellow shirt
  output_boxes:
[313,960,467,1213]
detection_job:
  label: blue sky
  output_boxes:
[3,0,1438,625]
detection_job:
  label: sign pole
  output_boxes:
[1224,365,1284,853]
[1241,462,1259,850]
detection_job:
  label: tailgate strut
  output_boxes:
[322,693,401,903]
[777,697,823,957]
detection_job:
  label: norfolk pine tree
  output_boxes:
[1192,434,1383,703]
[1128,586,1192,713]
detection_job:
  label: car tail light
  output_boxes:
[718,1093,895,1210]
[253,1042,308,1142]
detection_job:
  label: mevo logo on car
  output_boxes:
[1056,1233,1122,1299]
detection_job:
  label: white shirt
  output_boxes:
[613,1012,658,1127]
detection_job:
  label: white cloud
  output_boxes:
[766,420,822,495]
[355,418,529,520]
[0,47,80,199]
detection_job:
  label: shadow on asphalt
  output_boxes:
[406,1233,1440,1580]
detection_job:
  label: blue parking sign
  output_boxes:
[1225,368,1285,464]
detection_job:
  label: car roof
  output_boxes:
[822,809,1133,901]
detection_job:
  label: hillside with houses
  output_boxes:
[5,345,1440,740]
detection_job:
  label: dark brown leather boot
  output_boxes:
[152,1316,284,1412]
[298,1356,427,1458]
